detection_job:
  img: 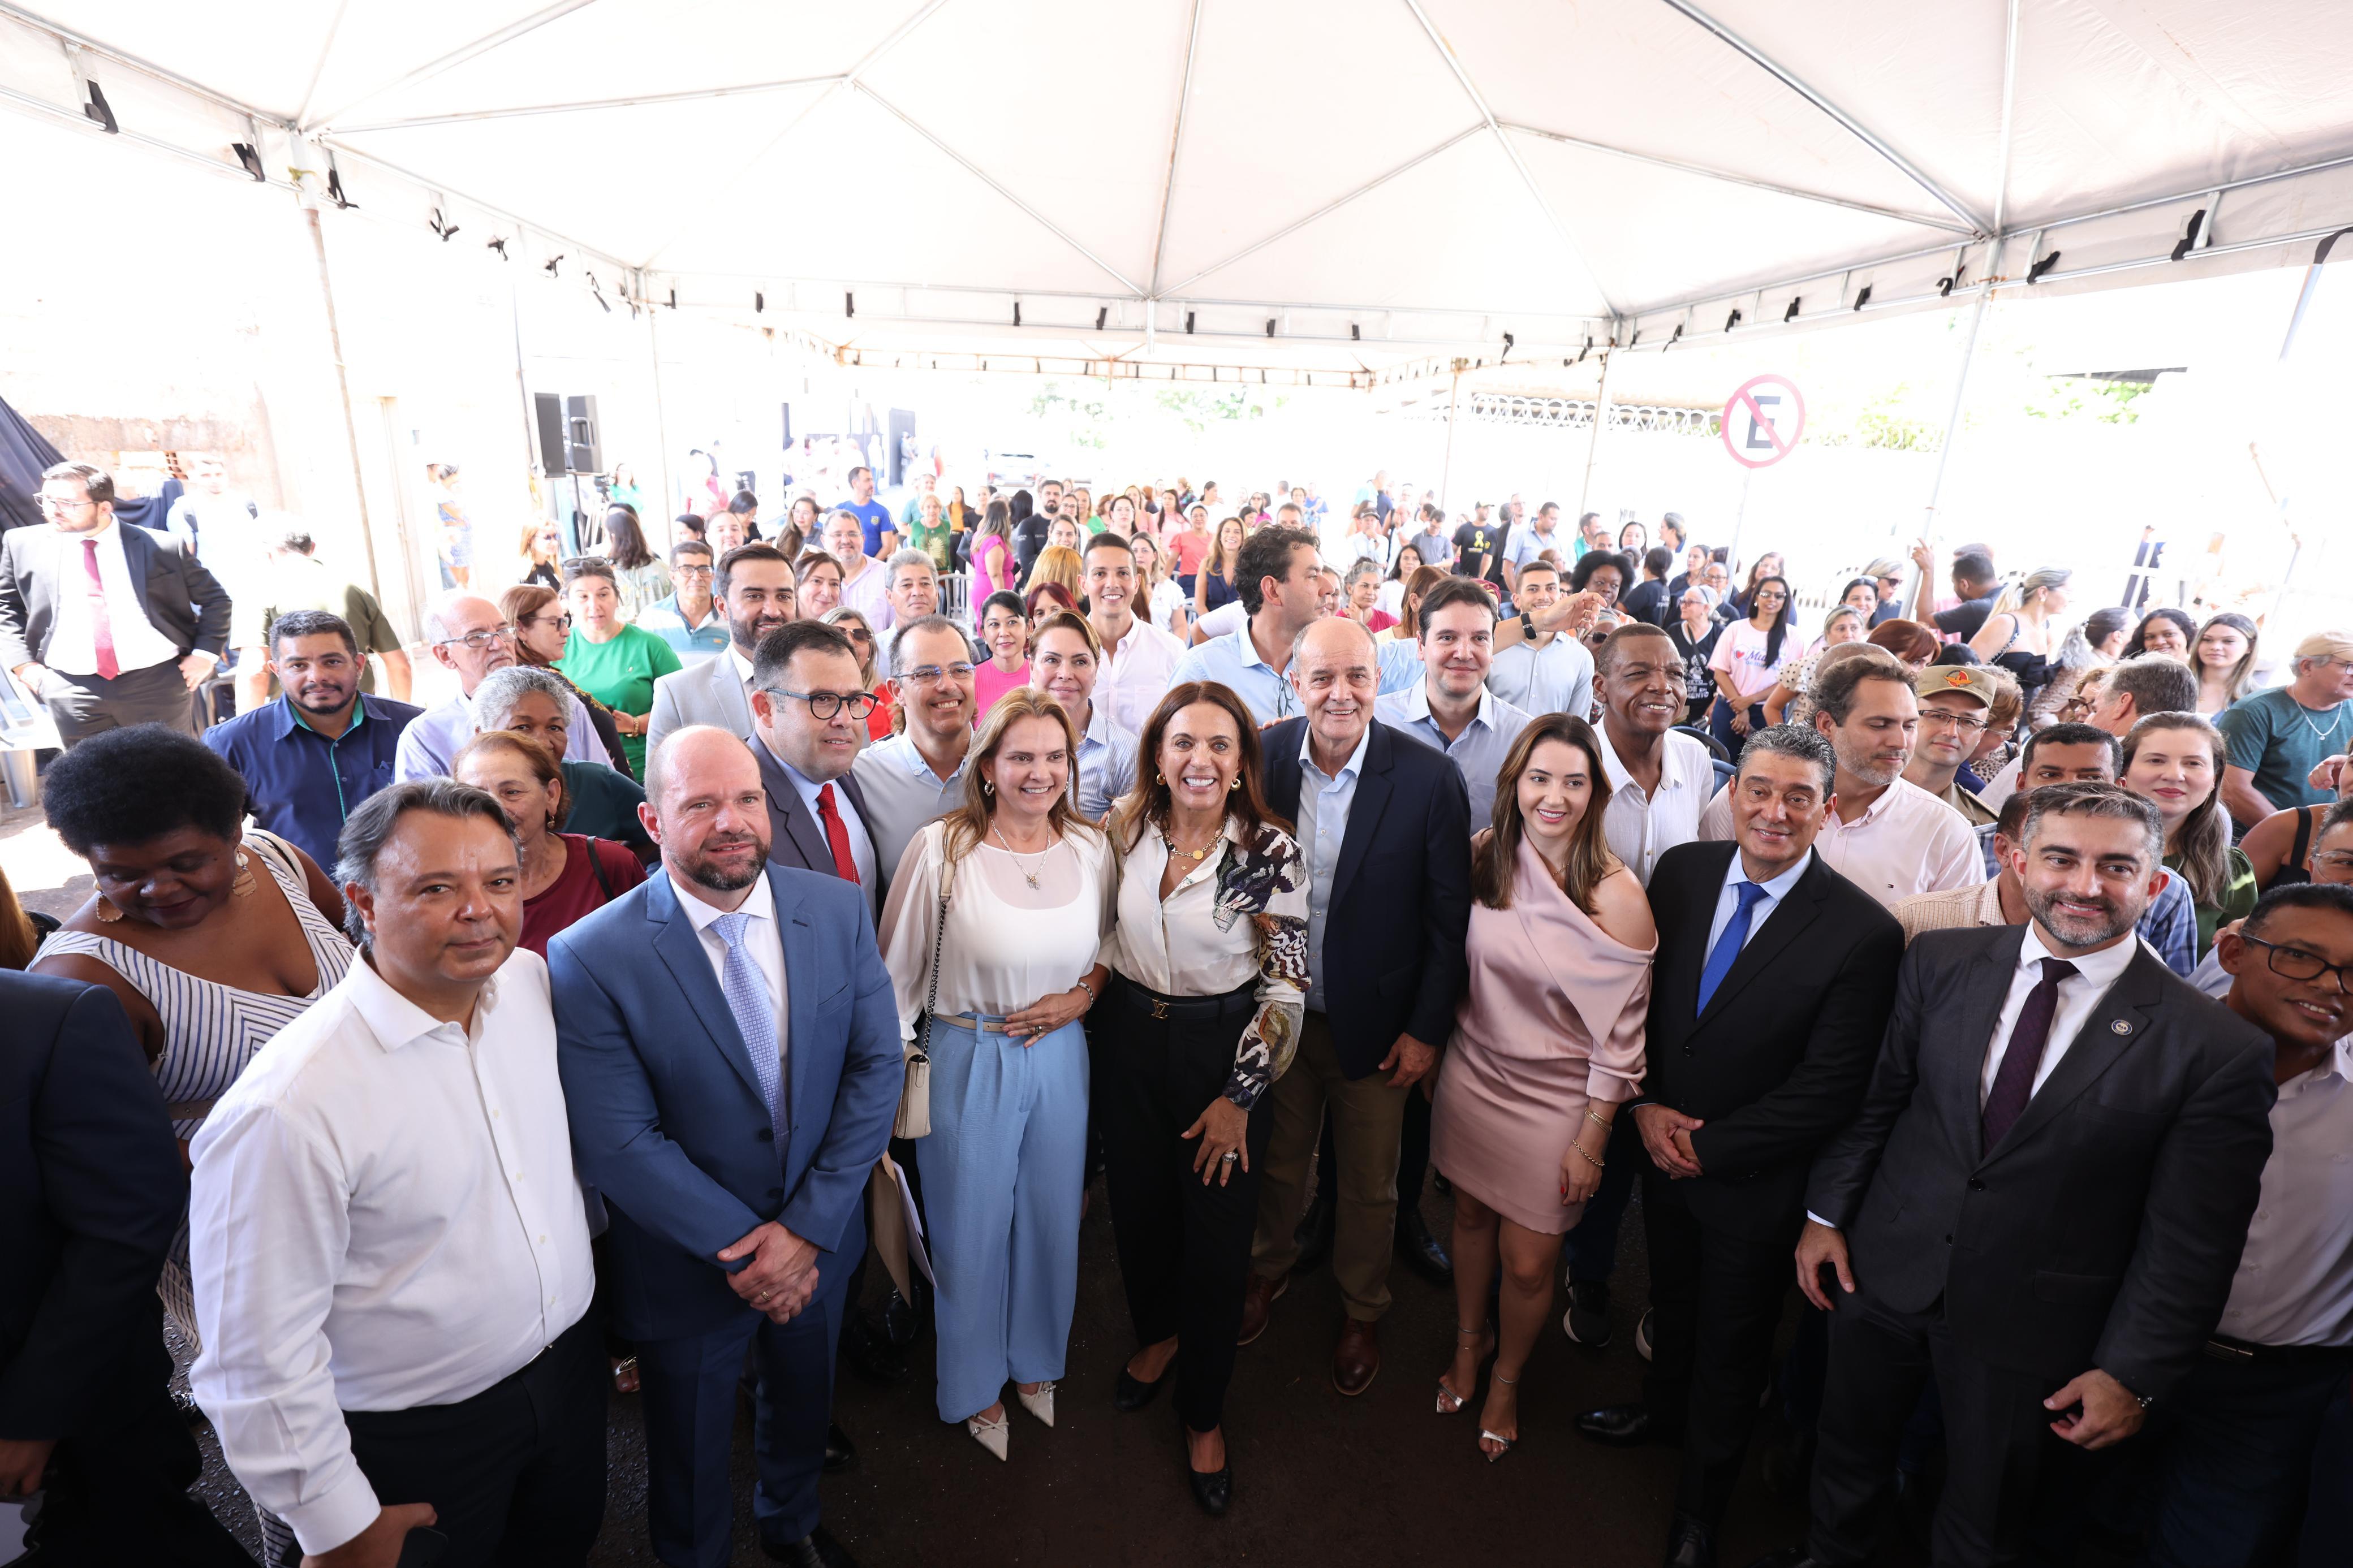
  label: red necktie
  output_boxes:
[816,783,859,883]
[81,539,120,680]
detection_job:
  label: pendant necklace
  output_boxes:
[993,825,1051,889]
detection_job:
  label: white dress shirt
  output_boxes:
[1977,923,2137,1105]
[1092,615,1187,737]
[1296,725,1371,1010]
[1699,776,1983,910]
[187,951,594,1556]
[670,869,789,1079]
[1601,727,1716,885]
[775,754,878,893]
[1705,847,1815,956]
[839,555,894,630]
[41,519,181,675]
[1486,634,1596,720]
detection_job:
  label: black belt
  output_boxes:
[1115,978,1256,1023]
[2204,1334,2353,1366]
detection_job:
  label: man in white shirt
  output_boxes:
[1699,646,1980,909]
[551,728,900,1568]
[2153,884,2353,1567]
[1082,533,1186,736]
[393,591,604,780]
[189,780,602,1567]
[824,509,894,630]
[1486,560,1596,720]
[161,452,257,570]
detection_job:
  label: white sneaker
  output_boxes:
[966,1411,1011,1461]
[1016,1380,1057,1428]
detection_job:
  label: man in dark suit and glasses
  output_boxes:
[1,461,230,742]
[0,971,249,1563]
[748,621,882,911]
[1574,723,1903,1568]
[1753,781,2277,1568]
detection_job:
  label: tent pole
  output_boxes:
[647,300,676,548]
[1438,357,1468,515]
[1921,239,2005,538]
[2262,228,2351,633]
[303,206,383,603]
[1577,349,1614,521]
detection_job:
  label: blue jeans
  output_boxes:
[2140,1348,2352,1568]
[916,1014,1090,1423]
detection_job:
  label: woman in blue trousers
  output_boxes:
[878,688,1115,1460]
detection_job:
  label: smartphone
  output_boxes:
[398,1527,453,1567]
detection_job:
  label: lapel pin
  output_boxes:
[2110,1019,2133,1035]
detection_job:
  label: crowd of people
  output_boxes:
[2,455,2349,1568]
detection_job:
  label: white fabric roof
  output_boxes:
[7,0,2352,377]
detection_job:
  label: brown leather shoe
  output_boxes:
[1238,1273,1286,1346]
[1333,1316,1381,1396]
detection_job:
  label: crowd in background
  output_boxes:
[2,451,2350,1568]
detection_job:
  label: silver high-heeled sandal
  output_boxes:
[1436,1324,1490,1414]
[1480,1370,1519,1462]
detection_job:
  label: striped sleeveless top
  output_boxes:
[41,829,354,1138]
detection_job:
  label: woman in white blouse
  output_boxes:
[879,689,1116,1461]
[1096,680,1309,1516]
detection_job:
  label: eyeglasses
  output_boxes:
[675,565,715,579]
[38,496,97,513]
[1917,710,1989,735]
[528,612,572,632]
[437,624,516,650]
[839,626,873,644]
[2058,696,2097,718]
[2239,934,2353,995]
[901,663,976,686]
[2312,850,2353,875]
[767,688,881,720]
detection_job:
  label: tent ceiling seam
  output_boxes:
[305,0,604,132]
[1653,0,1993,236]
[1146,0,1206,301]
[291,0,355,128]
[333,75,849,133]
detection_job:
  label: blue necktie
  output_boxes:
[711,910,785,1146]
[1696,881,1770,1015]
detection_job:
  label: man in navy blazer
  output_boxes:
[1240,615,1473,1393]
[551,727,900,1568]
[0,970,248,1562]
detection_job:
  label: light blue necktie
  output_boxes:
[711,910,785,1143]
[1696,882,1770,1016]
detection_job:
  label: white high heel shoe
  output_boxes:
[966,1410,1011,1461]
[1016,1380,1057,1428]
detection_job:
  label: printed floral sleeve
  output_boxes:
[1210,828,1309,1108]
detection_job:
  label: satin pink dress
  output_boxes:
[1430,841,1653,1234]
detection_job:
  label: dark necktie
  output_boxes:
[1696,882,1768,1014]
[816,783,859,884]
[81,539,120,680]
[1982,957,2078,1151]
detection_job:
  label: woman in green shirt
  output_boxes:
[2122,712,2255,956]
[910,490,954,573]
[561,561,681,777]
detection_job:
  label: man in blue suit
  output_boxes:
[551,726,901,1568]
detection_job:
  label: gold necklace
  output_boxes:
[992,825,1054,889]
[1161,824,1219,863]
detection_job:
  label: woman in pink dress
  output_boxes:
[1430,712,1654,1462]
[971,499,1017,611]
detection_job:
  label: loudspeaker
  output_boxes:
[564,395,602,475]
[533,393,567,475]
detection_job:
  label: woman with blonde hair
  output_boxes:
[1193,516,1247,623]
[2190,612,2260,715]
[878,689,1115,1459]
[518,520,564,590]
[1968,567,2071,710]
[1024,543,1084,606]
[1431,714,1652,1462]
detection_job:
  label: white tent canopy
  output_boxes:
[6,0,2352,379]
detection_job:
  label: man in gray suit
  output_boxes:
[747,620,881,914]
[644,543,798,796]
[2,463,230,742]
[1756,781,2278,1568]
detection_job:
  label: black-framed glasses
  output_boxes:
[527,612,572,632]
[839,626,873,644]
[766,688,880,720]
[2240,934,2353,994]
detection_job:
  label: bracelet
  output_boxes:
[1584,1109,1613,1131]
[1071,975,1097,1003]
[1572,1142,1605,1172]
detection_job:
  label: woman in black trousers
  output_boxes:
[1095,680,1308,1516]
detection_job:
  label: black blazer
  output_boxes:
[0,972,186,1441]
[1260,717,1471,1079]
[1807,925,2276,1399]
[1639,841,1904,1231]
[753,735,884,917]
[0,520,232,672]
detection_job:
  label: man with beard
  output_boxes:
[1700,646,1980,910]
[553,728,899,1568]
[203,609,422,868]
[645,543,798,797]
[1757,781,2277,1568]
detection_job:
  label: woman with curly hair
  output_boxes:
[1096,681,1308,1515]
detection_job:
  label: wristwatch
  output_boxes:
[1520,608,1537,642]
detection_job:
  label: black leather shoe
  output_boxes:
[1664,1513,1716,1568]
[762,1523,857,1566]
[1115,1354,1175,1412]
[1738,1549,1822,1568]
[1574,1402,1681,1447]
[1395,1207,1453,1285]
[839,1314,907,1385]
[880,1284,922,1347]
[824,1421,857,1473]
[1184,1436,1233,1517]
[1292,1193,1335,1271]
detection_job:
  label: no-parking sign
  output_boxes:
[1721,374,1805,468]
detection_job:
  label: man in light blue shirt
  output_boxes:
[1486,559,1595,720]
[1168,525,1421,724]
[1072,702,1137,822]
[850,615,975,879]
[635,540,730,663]
[1376,577,1533,828]
[1502,500,1567,600]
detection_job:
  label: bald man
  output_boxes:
[550,728,900,1568]
[393,592,605,780]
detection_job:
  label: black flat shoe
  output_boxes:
[1664,1511,1717,1568]
[839,1315,907,1385]
[1115,1354,1175,1412]
[1184,1444,1233,1516]
[880,1285,923,1348]
[1575,1402,1680,1447]
[762,1523,857,1567]
[824,1421,857,1473]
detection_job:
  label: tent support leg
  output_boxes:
[304,206,384,604]
[648,304,676,548]
[1920,240,2005,539]
[1577,349,1614,521]
[1438,357,1467,515]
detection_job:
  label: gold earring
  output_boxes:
[1153,770,1164,786]
[95,896,123,923]
[232,850,257,899]
[1228,776,1239,791]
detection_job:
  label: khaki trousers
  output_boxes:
[1248,1010,1406,1321]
